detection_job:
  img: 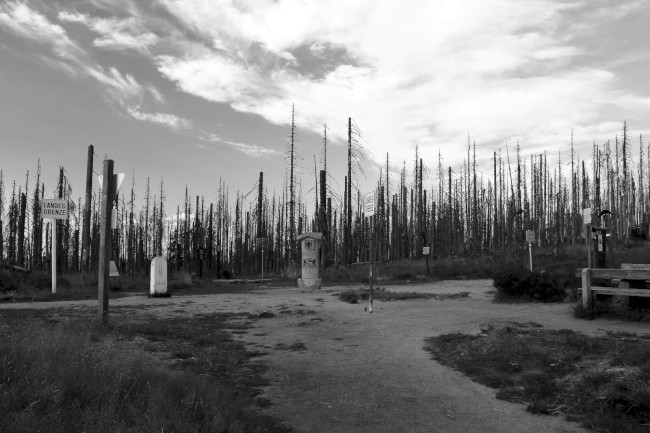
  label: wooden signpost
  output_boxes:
[41,198,68,294]
[97,160,123,326]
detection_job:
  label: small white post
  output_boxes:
[261,245,264,282]
[52,220,57,294]
[581,268,592,308]
[528,241,533,271]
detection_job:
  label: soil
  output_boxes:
[3,278,650,433]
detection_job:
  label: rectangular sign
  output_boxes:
[423,246,430,255]
[525,230,535,243]
[41,199,68,220]
[583,208,592,225]
[364,192,375,217]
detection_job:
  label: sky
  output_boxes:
[1,0,650,211]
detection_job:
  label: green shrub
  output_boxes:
[493,269,566,302]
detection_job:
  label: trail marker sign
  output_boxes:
[583,208,592,225]
[423,246,430,255]
[98,173,125,202]
[42,199,69,294]
[41,199,68,220]
[525,230,535,243]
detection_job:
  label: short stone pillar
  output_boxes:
[150,255,168,296]
[297,232,322,289]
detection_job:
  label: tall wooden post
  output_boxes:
[98,160,114,326]
[82,145,93,272]
[368,214,374,313]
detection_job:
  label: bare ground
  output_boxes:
[3,279,649,432]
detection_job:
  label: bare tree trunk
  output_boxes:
[17,193,26,267]
[82,145,93,272]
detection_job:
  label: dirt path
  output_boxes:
[3,279,649,432]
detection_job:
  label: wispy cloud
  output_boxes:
[86,66,144,103]
[0,2,178,130]
[202,133,280,157]
[0,2,84,61]
[127,106,192,131]
[58,11,157,53]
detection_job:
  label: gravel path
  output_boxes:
[4,279,650,432]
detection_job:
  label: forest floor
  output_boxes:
[3,279,650,432]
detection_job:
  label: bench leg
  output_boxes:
[582,268,592,309]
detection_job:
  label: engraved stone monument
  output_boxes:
[297,232,322,289]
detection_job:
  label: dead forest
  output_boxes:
[0,120,647,278]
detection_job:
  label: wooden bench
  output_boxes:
[581,263,650,308]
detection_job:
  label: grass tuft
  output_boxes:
[339,288,470,303]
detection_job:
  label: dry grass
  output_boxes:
[425,322,650,432]
[0,309,291,433]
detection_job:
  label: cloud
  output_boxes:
[0,3,149,102]
[153,0,647,173]
[58,11,157,53]
[201,133,281,157]
[127,106,193,130]
[86,66,145,102]
[0,2,84,61]
[0,2,179,131]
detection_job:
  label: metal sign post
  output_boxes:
[42,199,68,294]
[525,230,535,271]
[423,246,430,274]
[365,192,375,313]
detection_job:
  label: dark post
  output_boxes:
[216,245,221,279]
[208,203,213,270]
[319,170,328,266]
[57,167,64,273]
[82,145,93,272]
[197,247,205,278]
[98,160,114,326]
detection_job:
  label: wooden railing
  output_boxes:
[581,264,650,308]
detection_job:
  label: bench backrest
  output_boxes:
[621,263,650,270]
[589,268,650,280]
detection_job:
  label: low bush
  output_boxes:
[492,269,566,302]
